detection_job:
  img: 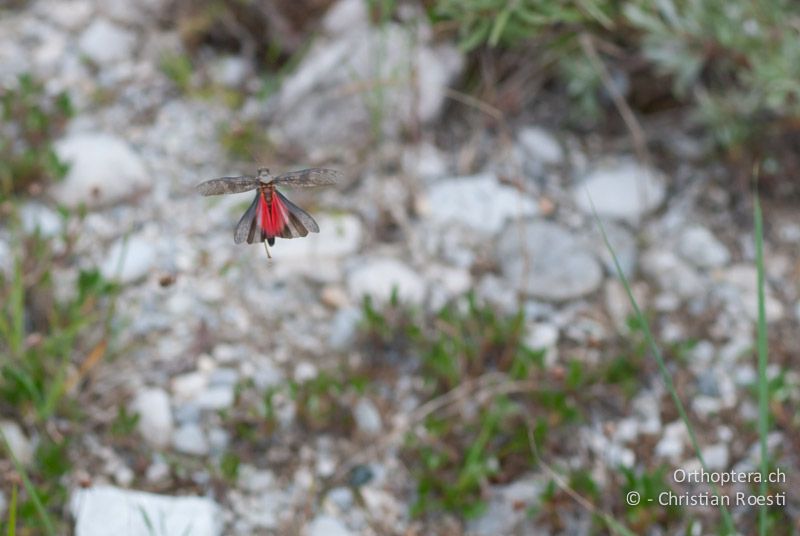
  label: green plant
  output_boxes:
[160,53,194,94]
[217,120,273,161]
[0,73,72,198]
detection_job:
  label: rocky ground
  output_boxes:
[1,0,798,535]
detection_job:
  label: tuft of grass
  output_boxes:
[0,73,72,198]
[160,53,194,94]
[217,120,273,162]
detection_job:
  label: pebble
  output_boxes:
[573,160,667,221]
[346,257,426,305]
[307,515,353,536]
[71,486,220,536]
[498,220,603,301]
[353,397,383,435]
[422,174,537,234]
[100,233,156,283]
[78,19,137,66]
[517,126,563,166]
[329,307,362,351]
[678,225,730,268]
[172,423,209,456]
[130,388,173,449]
[524,323,559,366]
[640,249,703,299]
[52,133,150,209]
[0,420,34,466]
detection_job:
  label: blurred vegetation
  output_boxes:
[0,211,119,532]
[428,0,800,179]
[0,74,72,199]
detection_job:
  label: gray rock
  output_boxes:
[402,142,448,181]
[267,22,463,153]
[468,477,543,536]
[498,220,603,301]
[573,160,667,221]
[100,233,156,283]
[172,423,209,456]
[422,174,537,234]
[131,388,173,449]
[347,257,426,305]
[307,515,353,536]
[323,0,370,36]
[678,225,730,268]
[587,220,638,277]
[517,126,563,166]
[52,133,150,208]
[0,420,34,466]
[38,0,93,31]
[640,249,703,299]
[326,487,354,511]
[353,398,382,435]
[195,386,234,411]
[71,486,220,536]
[329,307,362,351]
[78,20,137,65]
[208,56,250,88]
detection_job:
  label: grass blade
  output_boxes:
[7,485,16,536]
[0,431,55,536]
[589,196,735,534]
[753,194,769,536]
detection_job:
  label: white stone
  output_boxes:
[347,257,426,305]
[329,307,361,351]
[238,465,275,492]
[0,420,34,466]
[517,126,563,165]
[524,323,558,366]
[71,486,220,536]
[498,220,603,301]
[131,388,173,449]
[640,249,703,299]
[53,133,150,208]
[422,174,536,234]
[273,214,363,262]
[19,203,61,238]
[172,424,209,456]
[678,225,730,268]
[655,421,687,461]
[208,56,250,88]
[353,398,382,435]
[100,233,156,283]
[402,142,448,181]
[574,160,667,221]
[294,362,318,382]
[171,372,208,401]
[701,443,729,471]
[39,0,93,31]
[323,0,370,36]
[195,387,234,410]
[307,515,353,536]
[78,20,137,65]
